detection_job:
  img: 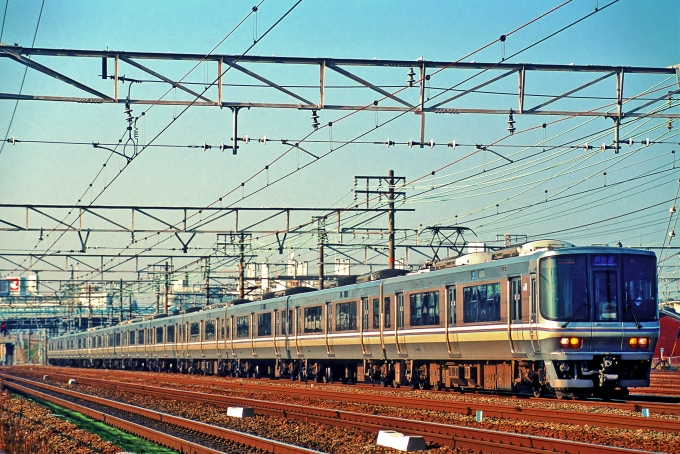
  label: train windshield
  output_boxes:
[539,253,657,322]
[540,255,589,321]
[622,255,657,322]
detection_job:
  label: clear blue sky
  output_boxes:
[0,0,679,294]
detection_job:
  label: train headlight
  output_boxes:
[629,337,649,349]
[560,337,582,349]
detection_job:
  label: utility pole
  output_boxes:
[119,279,123,323]
[315,217,327,290]
[164,261,170,314]
[205,258,210,306]
[238,233,246,299]
[354,170,406,269]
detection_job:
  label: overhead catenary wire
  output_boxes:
[7,0,652,290]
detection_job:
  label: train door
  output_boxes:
[324,302,333,356]
[273,310,280,357]
[591,267,624,351]
[508,277,524,353]
[445,285,461,357]
[395,292,404,355]
[529,273,541,353]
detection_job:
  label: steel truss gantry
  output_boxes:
[1,46,679,148]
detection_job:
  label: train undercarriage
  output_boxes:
[49,355,650,400]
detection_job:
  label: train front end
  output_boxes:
[537,248,658,398]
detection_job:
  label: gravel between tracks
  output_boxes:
[40,368,680,454]
[0,391,121,454]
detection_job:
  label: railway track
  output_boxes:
[15,367,680,431]
[1,368,669,453]
[0,374,321,454]
[632,370,680,396]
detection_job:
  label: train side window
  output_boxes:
[463,282,501,323]
[303,306,322,333]
[373,298,380,329]
[258,312,272,336]
[190,322,200,341]
[336,301,357,331]
[282,309,293,335]
[374,297,392,328]
[166,325,175,343]
[409,291,440,326]
[129,331,135,345]
[237,315,249,338]
[205,320,215,341]
[138,329,145,345]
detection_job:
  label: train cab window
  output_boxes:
[237,316,249,338]
[258,312,272,336]
[336,301,357,331]
[539,256,588,321]
[303,307,322,333]
[138,330,145,345]
[129,331,135,345]
[410,291,440,326]
[593,270,618,321]
[463,283,500,323]
[166,325,175,343]
[156,327,164,343]
[205,320,215,341]
[623,255,657,322]
[190,322,200,341]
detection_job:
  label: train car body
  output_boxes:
[47,240,659,398]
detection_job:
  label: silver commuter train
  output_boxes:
[47,239,659,398]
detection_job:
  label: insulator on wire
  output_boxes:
[583,142,592,151]
[643,138,650,146]
[600,143,607,152]
[202,142,211,151]
[448,140,456,149]
[428,139,435,148]
[385,139,395,147]
[670,205,676,214]
[507,109,516,135]
[670,229,675,238]
[311,110,319,130]
[259,136,267,144]
[407,67,415,87]
[408,139,414,148]
[626,138,634,146]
